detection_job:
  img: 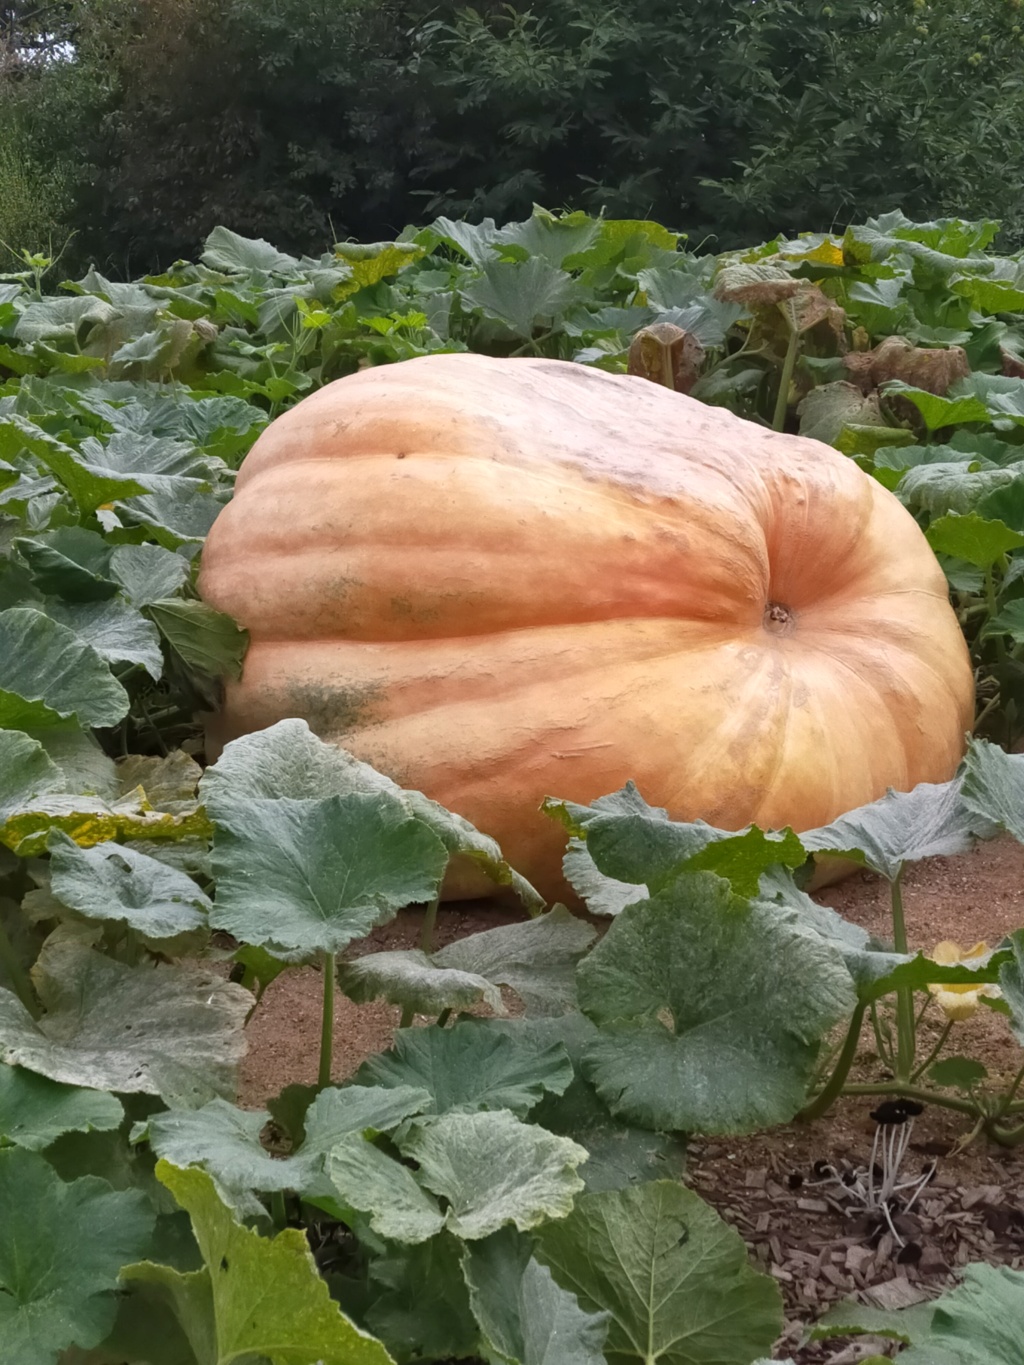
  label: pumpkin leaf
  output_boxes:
[0,1064,123,1150]
[337,948,506,1016]
[45,597,165,680]
[576,873,856,1132]
[123,1160,396,1365]
[432,905,597,1016]
[545,784,806,897]
[460,258,582,338]
[208,789,448,957]
[147,598,247,679]
[925,511,1024,568]
[0,607,129,730]
[47,831,210,940]
[366,1232,479,1363]
[800,777,978,881]
[562,838,644,916]
[0,939,250,1106]
[960,736,1024,843]
[463,1226,610,1365]
[397,1109,587,1240]
[812,1262,1024,1364]
[109,543,190,607]
[201,720,543,910]
[534,1182,783,1365]
[141,1085,431,1214]
[0,1147,156,1365]
[352,1019,573,1117]
[487,1013,689,1193]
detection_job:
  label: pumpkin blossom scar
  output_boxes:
[927,939,1002,1021]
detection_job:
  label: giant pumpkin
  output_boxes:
[199,354,975,902]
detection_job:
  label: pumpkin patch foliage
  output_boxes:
[4,210,1024,1363]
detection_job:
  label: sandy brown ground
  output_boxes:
[236,836,1024,1363]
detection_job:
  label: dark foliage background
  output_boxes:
[2,0,1024,269]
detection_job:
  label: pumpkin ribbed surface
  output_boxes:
[199,354,975,901]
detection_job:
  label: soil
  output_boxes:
[236,835,1024,1363]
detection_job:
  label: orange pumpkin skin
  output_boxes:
[198,354,975,903]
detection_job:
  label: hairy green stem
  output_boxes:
[987,1119,1024,1147]
[399,1004,414,1030]
[995,1059,1024,1118]
[797,1003,866,1122]
[0,917,39,1018]
[869,1001,894,1071]
[841,1081,978,1118]
[909,1019,953,1084]
[318,952,336,1090]
[419,893,441,957]
[270,1190,287,1229]
[772,324,800,432]
[889,870,917,1080]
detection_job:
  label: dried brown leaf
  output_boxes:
[626,322,704,394]
[843,334,970,395]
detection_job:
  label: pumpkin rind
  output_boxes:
[199,354,975,902]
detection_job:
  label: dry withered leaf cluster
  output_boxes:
[844,334,970,396]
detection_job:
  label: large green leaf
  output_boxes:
[0,940,250,1105]
[0,608,129,730]
[48,831,210,940]
[147,599,247,679]
[141,1084,431,1214]
[461,257,582,338]
[208,789,448,956]
[576,873,855,1132]
[398,1109,586,1239]
[545,784,805,898]
[15,528,119,602]
[0,1064,123,1150]
[326,1133,446,1243]
[0,1146,155,1365]
[201,226,300,274]
[813,1263,1024,1363]
[960,736,1024,843]
[487,1013,689,1193]
[0,729,63,822]
[46,597,164,680]
[353,1019,574,1116]
[109,543,190,607]
[463,1227,610,1365]
[124,1160,395,1365]
[433,906,597,1016]
[925,511,1024,568]
[366,1232,479,1363]
[200,721,542,909]
[342,907,596,1018]
[800,777,978,881]
[337,948,505,1016]
[534,1182,782,1365]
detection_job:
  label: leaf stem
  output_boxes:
[270,1190,287,1229]
[909,1019,953,1084]
[419,893,441,956]
[318,952,336,1090]
[889,870,917,1080]
[772,323,800,432]
[996,1059,1024,1118]
[841,1081,978,1117]
[797,1002,866,1122]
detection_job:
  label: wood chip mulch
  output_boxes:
[689,1131,1024,1363]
